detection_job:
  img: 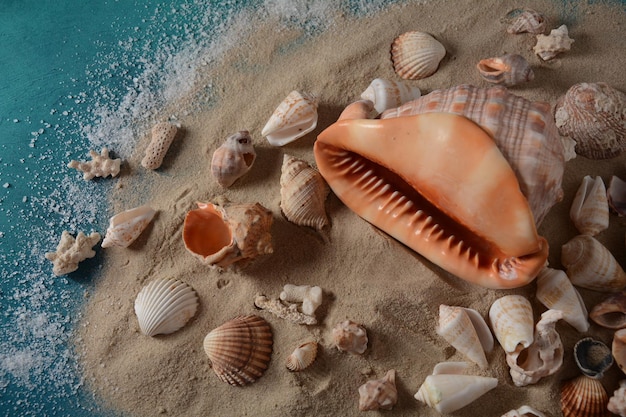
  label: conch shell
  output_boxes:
[315,106,548,289]
[261,91,318,146]
[437,305,493,369]
[360,78,421,116]
[570,175,609,236]
[489,295,534,356]
[536,267,589,333]
[211,131,256,187]
[476,54,534,87]
[286,341,317,371]
[533,25,574,61]
[101,205,157,248]
[390,31,446,80]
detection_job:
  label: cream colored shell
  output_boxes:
[505,9,547,34]
[489,295,534,355]
[390,31,446,80]
[437,305,493,369]
[570,175,609,236]
[533,25,574,61]
[332,320,367,354]
[561,374,609,417]
[286,341,317,371]
[360,78,421,116]
[536,267,589,333]
[211,131,256,188]
[261,91,318,146]
[101,205,157,248]
[358,369,398,411]
[142,122,178,170]
[501,405,547,417]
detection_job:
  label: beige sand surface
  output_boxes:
[77,1,626,416]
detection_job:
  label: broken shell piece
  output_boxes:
[437,305,493,369]
[279,284,323,316]
[254,295,317,325]
[476,54,534,87]
[45,231,101,276]
[608,380,626,416]
[68,148,121,180]
[280,154,329,232]
[489,295,534,356]
[533,25,574,61]
[608,176,626,216]
[203,315,273,386]
[570,175,609,236]
[141,122,178,170]
[613,329,626,375]
[134,278,198,336]
[501,405,547,417]
[183,200,273,270]
[390,31,446,80]
[211,131,256,188]
[414,361,498,414]
[101,205,157,248]
[261,91,318,146]
[506,309,564,386]
[574,337,613,379]
[360,78,421,116]
[333,320,368,354]
[286,341,318,371]
[561,234,626,292]
[505,9,547,34]
[536,267,589,333]
[358,369,398,411]
[590,292,626,329]
[561,374,609,417]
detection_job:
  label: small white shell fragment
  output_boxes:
[261,91,318,146]
[141,122,178,170]
[360,78,421,116]
[279,284,323,316]
[254,295,317,325]
[45,231,101,276]
[286,341,317,371]
[569,175,609,236]
[533,25,574,61]
[501,405,547,417]
[134,278,199,336]
[489,295,534,356]
[67,148,121,180]
[101,205,157,248]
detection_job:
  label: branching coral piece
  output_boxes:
[68,148,121,180]
[280,284,323,316]
[45,231,101,276]
[254,295,317,325]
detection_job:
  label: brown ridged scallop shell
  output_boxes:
[561,375,610,417]
[211,131,256,188]
[590,292,626,329]
[505,9,547,34]
[555,82,626,159]
[285,341,318,371]
[390,31,446,80]
[203,315,273,386]
[476,54,534,87]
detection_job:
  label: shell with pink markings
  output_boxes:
[286,341,317,371]
[505,9,547,34]
[534,25,574,61]
[390,31,446,80]
[211,131,256,188]
[101,205,157,248]
[262,91,318,146]
[476,54,534,87]
[333,320,368,354]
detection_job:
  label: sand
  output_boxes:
[76,1,626,416]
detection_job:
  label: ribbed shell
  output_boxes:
[390,31,446,80]
[381,85,564,226]
[101,205,157,248]
[360,78,421,116]
[505,9,547,34]
[134,279,199,337]
[286,341,317,372]
[570,176,609,236]
[534,25,574,61]
[437,305,490,369]
[489,295,534,355]
[476,54,534,87]
[561,375,610,417]
[280,154,329,231]
[203,315,273,386]
[261,91,318,146]
[211,131,256,188]
[590,292,626,329]
[536,267,589,333]
[555,82,626,159]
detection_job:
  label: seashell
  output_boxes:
[437,305,493,369]
[390,31,446,80]
[203,315,273,386]
[476,54,534,87]
[360,78,421,116]
[561,374,610,417]
[332,320,368,354]
[555,82,626,160]
[608,380,626,416]
[142,122,178,170]
[613,329,626,375]
[574,337,613,379]
[183,199,273,270]
[561,234,626,292]
[286,341,317,372]
[608,176,626,216]
[380,85,564,227]
[279,284,323,316]
[536,267,589,333]
[489,295,534,355]
[414,361,498,414]
[101,205,157,248]
[501,405,547,417]
[134,278,199,337]
[590,292,626,329]
[358,369,398,411]
[533,25,574,61]
[68,147,121,180]
[316,100,550,289]
[570,175,609,236]
[506,309,564,387]
[505,9,547,34]
[261,91,318,146]
[280,154,329,232]
[210,131,256,187]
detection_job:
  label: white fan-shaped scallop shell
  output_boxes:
[134,278,199,336]
[536,267,589,332]
[211,131,256,188]
[261,91,318,146]
[570,175,609,236]
[101,205,157,248]
[489,295,534,356]
[390,31,446,80]
[360,78,421,116]
[533,24,574,61]
[286,341,317,371]
[437,305,493,369]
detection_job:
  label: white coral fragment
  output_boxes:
[254,294,317,325]
[279,284,323,316]
[141,122,178,170]
[45,231,101,276]
[67,148,121,180]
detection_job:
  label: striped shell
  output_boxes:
[437,305,493,369]
[505,9,547,34]
[390,31,446,80]
[561,375,610,417]
[476,54,534,87]
[211,131,256,188]
[333,320,368,354]
[570,176,609,236]
[489,295,534,356]
[536,267,589,333]
[286,341,317,372]
[101,205,157,248]
[203,315,273,386]
[261,91,318,146]
[134,278,199,337]
[360,78,421,116]
[280,154,329,231]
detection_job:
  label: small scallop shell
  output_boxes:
[332,320,368,354]
[358,369,398,411]
[561,375,609,417]
[608,176,626,216]
[608,380,626,415]
[280,154,330,232]
[555,82,626,160]
[101,205,157,248]
[390,31,446,80]
[590,292,626,329]
[574,337,614,379]
[134,278,199,337]
[211,131,256,187]
[501,405,547,417]
[613,329,626,375]
[476,54,534,87]
[533,25,574,61]
[561,234,626,292]
[203,315,273,386]
[286,341,317,371]
[437,305,493,369]
[536,267,589,333]
[360,78,421,116]
[261,91,318,146]
[489,295,534,356]
[505,9,547,34]
[570,176,609,236]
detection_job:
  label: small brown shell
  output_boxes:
[286,341,318,371]
[211,131,256,187]
[505,9,547,34]
[333,320,368,354]
[590,292,626,329]
[390,31,446,80]
[203,315,273,386]
[476,54,534,87]
[561,375,610,417]
[612,329,626,375]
